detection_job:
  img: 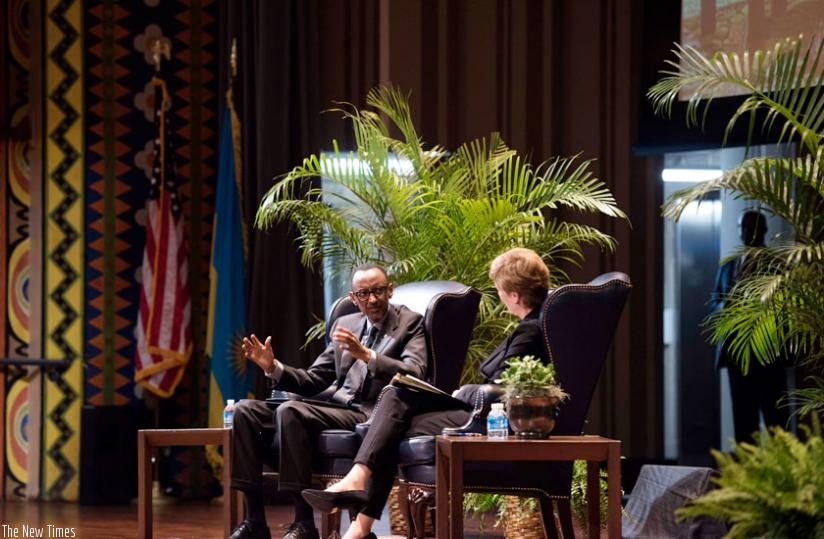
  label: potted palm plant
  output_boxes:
[499,355,569,439]
[255,85,627,380]
[648,34,824,535]
[648,36,824,410]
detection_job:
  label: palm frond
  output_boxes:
[256,85,627,381]
[781,377,824,419]
[649,37,824,152]
[653,34,824,536]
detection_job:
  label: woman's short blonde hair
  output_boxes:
[488,247,550,309]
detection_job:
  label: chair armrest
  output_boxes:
[441,384,505,435]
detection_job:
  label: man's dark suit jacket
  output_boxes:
[710,257,738,368]
[275,303,427,415]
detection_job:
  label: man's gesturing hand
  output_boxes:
[332,326,371,362]
[242,334,277,374]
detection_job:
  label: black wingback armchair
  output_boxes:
[263,280,481,536]
[310,280,481,476]
[397,272,631,539]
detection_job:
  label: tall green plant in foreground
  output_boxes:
[676,423,824,538]
[648,35,824,416]
[256,86,626,380]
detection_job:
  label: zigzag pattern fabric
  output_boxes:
[42,0,85,501]
[0,0,220,501]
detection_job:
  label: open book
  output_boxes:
[391,373,473,411]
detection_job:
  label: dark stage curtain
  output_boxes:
[219,1,326,390]
[215,0,663,458]
[217,1,383,394]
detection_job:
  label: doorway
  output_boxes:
[661,145,794,464]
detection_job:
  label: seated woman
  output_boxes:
[302,247,551,539]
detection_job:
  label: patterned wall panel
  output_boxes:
[83,0,218,496]
[2,0,33,501]
[0,0,5,490]
[83,0,143,406]
[42,0,84,501]
[5,377,29,497]
[2,0,219,500]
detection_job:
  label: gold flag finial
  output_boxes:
[150,38,172,73]
[230,38,237,78]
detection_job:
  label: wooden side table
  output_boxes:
[435,434,621,538]
[138,427,238,538]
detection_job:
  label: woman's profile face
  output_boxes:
[494,279,519,316]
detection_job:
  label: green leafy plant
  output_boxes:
[463,492,541,535]
[570,459,609,532]
[463,492,508,532]
[648,35,824,414]
[255,86,626,382]
[463,461,609,537]
[676,421,824,538]
[499,355,569,400]
[646,36,824,537]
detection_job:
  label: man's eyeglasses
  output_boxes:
[352,286,389,301]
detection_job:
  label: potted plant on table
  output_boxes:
[461,357,568,535]
[499,355,569,439]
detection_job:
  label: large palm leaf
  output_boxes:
[256,85,627,382]
[649,35,824,411]
[648,37,824,153]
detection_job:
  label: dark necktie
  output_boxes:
[362,325,380,349]
[331,324,380,407]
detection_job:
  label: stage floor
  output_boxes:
[0,495,499,538]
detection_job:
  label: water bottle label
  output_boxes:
[487,412,508,437]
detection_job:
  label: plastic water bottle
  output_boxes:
[487,402,508,439]
[223,399,235,428]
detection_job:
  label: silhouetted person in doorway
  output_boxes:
[711,209,789,443]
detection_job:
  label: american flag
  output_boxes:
[134,75,192,398]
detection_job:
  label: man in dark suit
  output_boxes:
[301,247,551,539]
[228,264,428,539]
[710,209,789,443]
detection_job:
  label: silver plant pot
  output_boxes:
[508,395,561,439]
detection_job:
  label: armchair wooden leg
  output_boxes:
[556,498,575,539]
[318,478,342,539]
[398,483,414,539]
[319,510,341,539]
[408,486,434,539]
[426,504,436,538]
[539,497,561,539]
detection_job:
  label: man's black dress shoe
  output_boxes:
[300,488,369,513]
[281,521,320,539]
[228,519,272,539]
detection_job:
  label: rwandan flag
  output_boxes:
[206,88,252,432]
